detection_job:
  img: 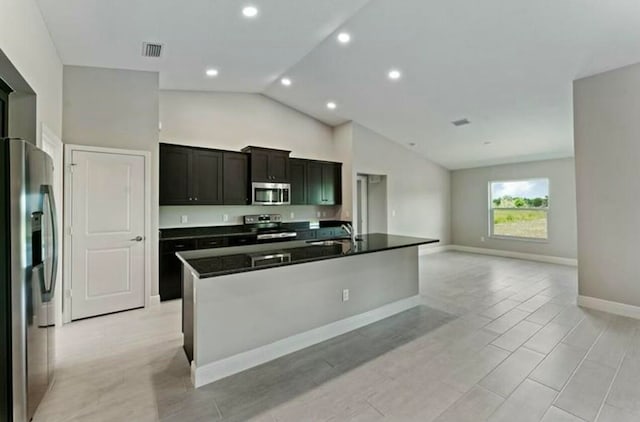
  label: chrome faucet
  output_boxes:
[341,223,356,243]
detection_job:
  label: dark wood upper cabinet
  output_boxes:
[289,159,307,205]
[160,143,223,205]
[307,161,342,205]
[192,148,223,205]
[241,146,291,183]
[160,143,341,207]
[160,144,192,205]
[223,152,249,205]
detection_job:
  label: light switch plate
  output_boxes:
[180,215,188,224]
[223,214,229,222]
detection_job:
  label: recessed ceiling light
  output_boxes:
[483,141,492,145]
[388,69,402,80]
[408,142,416,147]
[242,6,258,18]
[337,32,351,44]
[281,77,292,86]
[205,68,219,77]
[326,102,337,110]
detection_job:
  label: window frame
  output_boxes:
[488,178,550,242]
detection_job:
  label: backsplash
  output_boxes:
[159,205,342,228]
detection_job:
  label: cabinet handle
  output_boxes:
[189,197,193,201]
[194,197,198,201]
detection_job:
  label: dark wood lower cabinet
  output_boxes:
[159,237,228,301]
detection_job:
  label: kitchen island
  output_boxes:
[177,233,438,387]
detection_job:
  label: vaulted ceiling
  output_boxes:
[37,0,640,168]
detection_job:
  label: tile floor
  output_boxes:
[34,251,640,421]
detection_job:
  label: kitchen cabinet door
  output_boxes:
[249,149,270,182]
[290,159,308,205]
[268,150,290,182]
[307,161,324,205]
[307,161,342,205]
[160,144,192,205]
[323,163,342,205]
[223,152,249,205]
[192,148,223,204]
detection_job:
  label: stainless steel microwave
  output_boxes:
[252,182,291,205]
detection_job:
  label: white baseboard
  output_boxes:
[419,245,452,256]
[426,244,577,266]
[149,295,161,306]
[192,295,422,388]
[578,295,640,320]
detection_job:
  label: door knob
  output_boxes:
[130,236,144,242]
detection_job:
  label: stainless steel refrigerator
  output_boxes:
[1,138,58,422]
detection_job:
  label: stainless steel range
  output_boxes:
[243,214,297,242]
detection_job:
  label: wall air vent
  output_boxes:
[142,42,163,58]
[452,118,470,127]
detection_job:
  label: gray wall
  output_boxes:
[351,123,451,245]
[451,158,577,259]
[0,0,63,143]
[63,65,160,295]
[574,62,640,307]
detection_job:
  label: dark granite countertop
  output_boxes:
[176,233,439,278]
[159,220,351,241]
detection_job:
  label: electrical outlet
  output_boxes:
[180,215,188,224]
[342,289,350,302]
[223,214,229,222]
[480,236,485,242]
[322,211,327,217]
[317,211,321,218]
[392,210,396,217]
[290,212,295,219]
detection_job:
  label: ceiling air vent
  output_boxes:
[142,42,163,58]
[452,118,470,127]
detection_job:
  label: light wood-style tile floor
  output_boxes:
[34,252,640,421]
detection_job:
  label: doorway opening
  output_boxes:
[356,174,387,235]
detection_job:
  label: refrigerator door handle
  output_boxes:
[41,184,58,302]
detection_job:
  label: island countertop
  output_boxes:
[176,233,439,278]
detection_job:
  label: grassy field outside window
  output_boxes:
[489,179,549,240]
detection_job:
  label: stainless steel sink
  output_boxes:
[306,237,364,246]
[306,240,346,246]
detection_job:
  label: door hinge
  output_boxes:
[68,226,73,236]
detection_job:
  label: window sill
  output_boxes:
[489,235,549,244]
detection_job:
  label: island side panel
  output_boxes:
[182,266,195,362]
[194,246,419,367]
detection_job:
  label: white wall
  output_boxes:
[451,158,577,259]
[574,62,640,308]
[63,66,160,296]
[158,90,342,227]
[0,0,63,142]
[350,123,451,245]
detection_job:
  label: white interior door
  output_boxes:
[70,150,146,320]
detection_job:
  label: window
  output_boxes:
[489,179,549,240]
